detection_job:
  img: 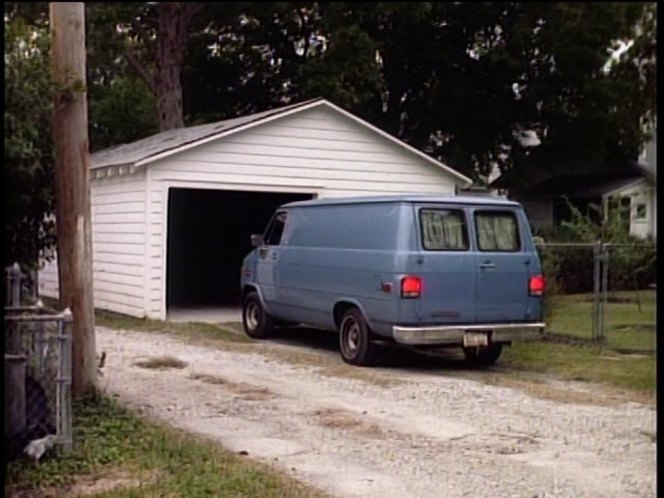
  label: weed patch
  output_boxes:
[5,394,325,498]
[133,356,188,370]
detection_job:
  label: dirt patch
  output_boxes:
[465,372,655,407]
[542,333,597,347]
[255,347,406,388]
[8,469,159,498]
[639,430,657,443]
[68,469,158,496]
[314,408,386,439]
[614,323,655,333]
[440,364,655,407]
[183,334,406,388]
[190,373,274,401]
[133,356,188,370]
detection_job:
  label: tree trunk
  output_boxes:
[154,3,200,131]
[50,2,97,398]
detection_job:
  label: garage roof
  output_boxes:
[91,98,472,185]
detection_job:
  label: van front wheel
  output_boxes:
[242,292,275,339]
[463,344,503,366]
[339,309,376,366]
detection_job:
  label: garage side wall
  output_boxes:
[144,106,462,319]
[38,170,148,318]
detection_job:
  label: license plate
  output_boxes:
[463,331,489,347]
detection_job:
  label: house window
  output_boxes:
[634,203,647,220]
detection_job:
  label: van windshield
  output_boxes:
[420,208,469,251]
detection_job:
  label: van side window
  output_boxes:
[420,209,469,251]
[475,211,521,252]
[264,212,287,246]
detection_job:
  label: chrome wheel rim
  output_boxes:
[341,316,361,357]
[246,301,260,331]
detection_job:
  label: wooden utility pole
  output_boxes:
[50,2,96,397]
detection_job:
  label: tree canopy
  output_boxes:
[4,2,657,267]
[4,15,55,268]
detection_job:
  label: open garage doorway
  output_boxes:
[166,188,314,321]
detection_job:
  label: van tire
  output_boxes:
[339,308,376,366]
[242,292,275,339]
[463,344,503,366]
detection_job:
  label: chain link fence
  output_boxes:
[536,241,656,353]
[5,263,73,461]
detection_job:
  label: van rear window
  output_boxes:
[474,211,521,251]
[420,209,469,251]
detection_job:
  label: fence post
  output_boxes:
[592,241,601,343]
[9,262,21,307]
[600,243,609,345]
[34,300,46,374]
[59,308,74,450]
[6,264,23,354]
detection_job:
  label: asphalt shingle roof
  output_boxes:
[91,99,321,169]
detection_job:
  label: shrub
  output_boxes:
[533,197,656,295]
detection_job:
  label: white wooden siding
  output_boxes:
[612,181,656,240]
[37,255,59,299]
[38,171,147,318]
[149,107,457,194]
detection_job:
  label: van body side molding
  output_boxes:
[392,323,546,345]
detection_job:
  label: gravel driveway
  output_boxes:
[97,326,656,498]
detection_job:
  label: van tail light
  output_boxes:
[401,276,422,299]
[529,274,545,296]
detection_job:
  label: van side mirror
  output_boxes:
[250,234,264,247]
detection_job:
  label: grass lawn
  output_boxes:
[546,290,656,352]
[94,309,252,345]
[5,394,324,498]
[501,341,655,396]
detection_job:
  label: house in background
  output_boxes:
[494,127,657,242]
[621,129,656,240]
[38,98,472,320]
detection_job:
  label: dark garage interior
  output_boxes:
[166,188,313,310]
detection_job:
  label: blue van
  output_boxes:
[240,195,545,366]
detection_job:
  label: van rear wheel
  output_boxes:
[242,291,275,339]
[339,309,376,366]
[463,344,503,366]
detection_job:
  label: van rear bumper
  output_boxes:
[392,323,545,346]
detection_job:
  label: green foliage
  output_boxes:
[4,17,56,269]
[89,75,158,151]
[535,197,656,294]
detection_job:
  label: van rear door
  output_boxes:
[412,205,476,324]
[472,208,531,322]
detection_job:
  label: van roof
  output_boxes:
[282,194,520,208]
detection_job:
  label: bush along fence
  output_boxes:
[4,263,73,462]
[536,241,656,352]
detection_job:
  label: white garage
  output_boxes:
[39,98,472,320]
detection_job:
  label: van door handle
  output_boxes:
[271,253,278,261]
[479,261,495,269]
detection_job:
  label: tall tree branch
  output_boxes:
[298,7,310,58]
[124,47,156,93]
